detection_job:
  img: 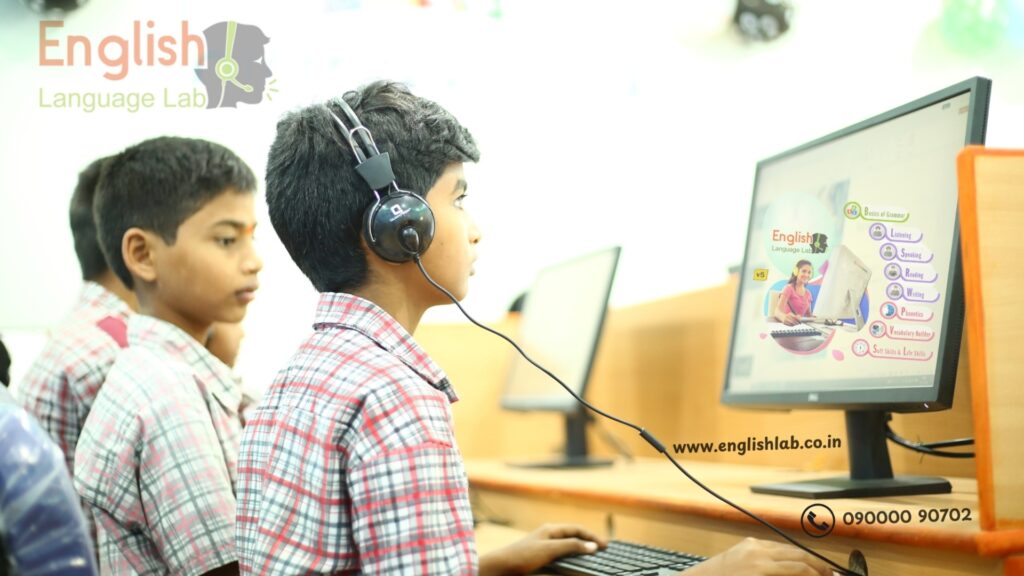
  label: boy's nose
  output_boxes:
[244,250,263,274]
[468,219,482,245]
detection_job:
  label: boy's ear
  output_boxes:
[122,227,160,284]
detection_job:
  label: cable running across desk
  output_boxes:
[414,256,859,576]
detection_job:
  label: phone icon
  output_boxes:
[807,511,830,532]
[801,503,835,538]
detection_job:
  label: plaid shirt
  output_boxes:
[74,314,243,576]
[236,293,476,575]
[19,281,132,474]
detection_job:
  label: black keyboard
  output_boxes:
[546,539,706,575]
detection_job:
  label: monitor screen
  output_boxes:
[723,77,990,412]
[719,77,990,499]
[501,246,620,412]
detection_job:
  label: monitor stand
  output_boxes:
[509,410,613,469]
[750,410,951,498]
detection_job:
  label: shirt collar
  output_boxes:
[80,281,133,320]
[126,314,243,415]
[313,292,457,402]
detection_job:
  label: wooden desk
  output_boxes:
[467,458,1024,576]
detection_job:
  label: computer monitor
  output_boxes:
[501,246,621,468]
[722,77,991,498]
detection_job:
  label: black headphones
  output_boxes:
[326,99,435,263]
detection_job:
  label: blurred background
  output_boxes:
[1,0,1022,394]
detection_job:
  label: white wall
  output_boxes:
[2,0,1022,393]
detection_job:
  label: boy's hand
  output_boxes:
[478,523,606,576]
[687,538,833,576]
[205,322,245,367]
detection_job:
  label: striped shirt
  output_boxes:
[75,314,242,576]
[236,293,475,575]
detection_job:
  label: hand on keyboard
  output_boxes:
[686,538,833,576]
[547,537,834,576]
[479,523,607,576]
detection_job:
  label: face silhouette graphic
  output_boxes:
[810,232,828,254]
[195,21,272,109]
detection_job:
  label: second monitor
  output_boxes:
[501,246,621,468]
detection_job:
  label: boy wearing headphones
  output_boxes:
[74,137,262,576]
[237,81,832,576]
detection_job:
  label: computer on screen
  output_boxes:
[813,244,873,330]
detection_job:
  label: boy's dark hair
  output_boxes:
[94,137,256,289]
[69,157,112,281]
[265,80,480,293]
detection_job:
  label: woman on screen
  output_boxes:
[775,259,813,325]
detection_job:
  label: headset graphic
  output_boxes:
[214,21,254,108]
[326,99,436,263]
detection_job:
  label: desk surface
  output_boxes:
[466,458,1024,559]
[475,522,528,555]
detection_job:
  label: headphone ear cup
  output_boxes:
[363,192,435,263]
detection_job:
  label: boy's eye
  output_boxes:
[216,237,237,247]
[454,193,468,209]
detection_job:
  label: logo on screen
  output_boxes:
[810,233,829,254]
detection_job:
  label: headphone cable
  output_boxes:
[413,256,858,576]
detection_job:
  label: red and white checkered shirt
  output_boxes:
[236,293,476,575]
[74,314,243,576]
[19,281,132,474]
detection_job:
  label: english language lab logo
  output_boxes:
[810,233,828,254]
[194,21,276,109]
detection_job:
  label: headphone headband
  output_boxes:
[327,103,397,192]
[334,99,377,157]
[325,99,436,263]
